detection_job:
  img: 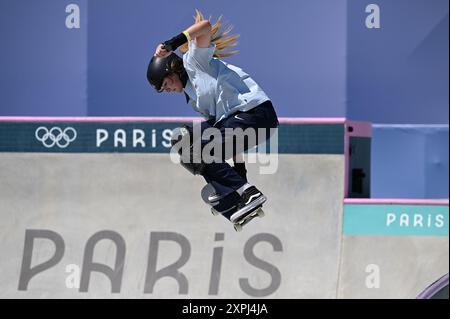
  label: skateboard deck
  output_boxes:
[201,183,265,231]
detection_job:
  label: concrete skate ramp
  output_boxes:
[0,118,447,298]
[339,199,449,298]
[0,118,349,298]
[0,153,343,298]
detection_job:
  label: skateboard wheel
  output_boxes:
[257,209,265,218]
[233,223,243,232]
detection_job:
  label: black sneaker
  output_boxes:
[229,186,266,223]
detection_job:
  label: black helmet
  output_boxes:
[146,53,184,92]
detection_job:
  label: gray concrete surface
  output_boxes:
[337,236,449,298]
[0,153,345,298]
[1,152,447,298]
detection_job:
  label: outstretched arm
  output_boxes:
[154,20,212,58]
[184,19,212,48]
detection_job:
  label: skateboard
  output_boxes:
[201,183,265,232]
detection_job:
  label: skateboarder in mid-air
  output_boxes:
[146,10,278,230]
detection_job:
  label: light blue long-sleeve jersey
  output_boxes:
[182,41,270,122]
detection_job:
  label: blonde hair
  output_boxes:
[179,9,240,58]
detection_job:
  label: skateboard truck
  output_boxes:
[232,206,265,232]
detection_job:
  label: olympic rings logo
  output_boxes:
[35,127,77,148]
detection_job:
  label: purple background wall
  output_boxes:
[0,0,348,117]
[0,0,447,123]
[86,0,347,117]
[347,0,449,124]
[372,125,448,199]
[0,0,88,116]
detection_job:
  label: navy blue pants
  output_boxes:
[198,100,279,194]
